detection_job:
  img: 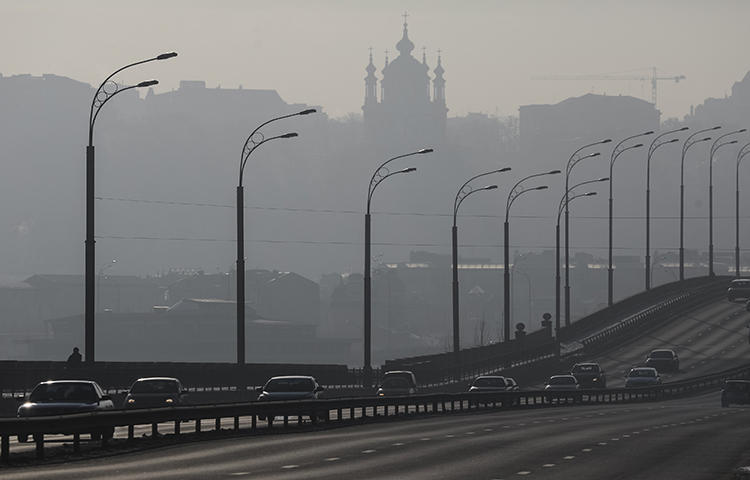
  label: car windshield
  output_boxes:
[630,369,655,377]
[130,379,180,394]
[264,378,315,393]
[725,382,750,391]
[650,350,674,359]
[382,377,412,388]
[29,383,99,403]
[473,377,506,387]
[549,376,575,385]
[731,280,750,287]
[572,364,599,373]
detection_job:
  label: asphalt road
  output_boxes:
[2,391,748,480]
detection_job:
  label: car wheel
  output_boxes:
[17,434,28,443]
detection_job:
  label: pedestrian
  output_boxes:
[67,347,82,367]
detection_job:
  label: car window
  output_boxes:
[265,378,315,392]
[650,350,674,358]
[130,379,180,394]
[731,280,750,287]
[473,377,505,387]
[572,364,599,373]
[549,376,575,385]
[383,377,411,388]
[630,369,655,377]
[29,383,99,403]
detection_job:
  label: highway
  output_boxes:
[1,392,748,479]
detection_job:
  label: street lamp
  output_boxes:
[85,52,177,364]
[645,127,687,290]
[236,111,315,365]
[364,148,432,386]
[680,126,720,280]
[504,170,559,342]
[564,138,610,327]
[555,178,606,337]
[709,129,746,276]
[452,169,508,357]
[736,143,750,277]
[608,131,652,305]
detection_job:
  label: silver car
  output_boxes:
[624,367,661,388]
[544,375,580,391]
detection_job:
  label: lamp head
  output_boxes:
[701,137,712,142]
[586,152,601,158]
[280,132,298,139]
[136,80,159,88]
[585,192,597,196]
[417,148,434,154]
[667,138,679,143]
[679,127,689,131]
[298,109,316,115]
[643,131,655,136]
[547,169,562,175]
[535,185,549,190]
[156,52,178,60]
[598,177,610,182]
[402,167,417,173]
[600,138,613,144]
[738,128,747,133]
[728,140,739,145]
[498,167,512,173]
[484,185,499,191]
[712,126,722,130]
[632,143,644,149]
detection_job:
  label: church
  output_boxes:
[362,17,448,149]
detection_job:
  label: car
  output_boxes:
[256,376,325,421]
[376,370,417,397]
[727,278,750,301]
[544,375,580,391]
[570,362,607,388]
[468,375,508,392]
[645,349,679,372]
[721,380,750,407]
[16,380,115,442]
[124,377,186,409]
[624,367,661,388]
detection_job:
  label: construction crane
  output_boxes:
[534,67,686,108]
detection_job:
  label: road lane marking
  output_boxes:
[324,457,340,462]
[445,434,455,438]
[563,456,575,460]
[542,463,555,467]
[361,449,376,454]
[392,442,404,446]
[516,471,532,475]
[484,428,494,431]
[229,473,250,477]
[598,442,608,446]
[582,448,592,452]
[281,465,299,469]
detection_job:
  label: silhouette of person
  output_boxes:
[67,347,82,367]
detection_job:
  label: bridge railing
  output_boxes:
[2,359,747,464]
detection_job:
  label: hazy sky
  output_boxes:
[2,0,749,119]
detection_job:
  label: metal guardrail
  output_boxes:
[3,359,748,464]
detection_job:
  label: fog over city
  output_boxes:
[2,0,750,363]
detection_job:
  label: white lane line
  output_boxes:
[517,471,532,476]
[420,438,431,441]
[392,442,405,446]
[281,465,299,469]
[563,456,575,460]
[361,449,377,454]
[542,463,556,467]
[484,428,494,432]
[229,473,250,477]
[324,457,340,462]
[465,431,476,435]
[445,434,456,438]
[622,434,630,438]
[598,442,608,446]
[582,448,592,452]
[611,438,620,441]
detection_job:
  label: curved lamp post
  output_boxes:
[452,169,509,357]
[564,138,610,327]
[737,143,750,277]
[85,52,177,364]
[709,129,746,276]
[645,127,687,289]
[680,126,720,280]
[555,178,606,336]
[236,110,315,365]
[504,170,560,342]
[608,132,652,305]
[364,148,432,386]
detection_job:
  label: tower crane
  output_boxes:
[534,67,686,108]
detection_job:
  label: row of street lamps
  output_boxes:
[83,55,750,371]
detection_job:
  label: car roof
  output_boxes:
[573,362,599,367]
[649,349,675,354]
[133,377,180,382]
[267,375,316,381]
[384,370,414,375]
[475,375,505,379]
[550,375,576,379]
[38,380,98,385]
[631,367,658,372]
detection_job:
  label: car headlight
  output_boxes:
[165,398,174,404]
[592,378,598,381]
[127,398,135,404]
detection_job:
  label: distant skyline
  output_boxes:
[2,0,749,120]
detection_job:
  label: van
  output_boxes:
[376,370,417,396]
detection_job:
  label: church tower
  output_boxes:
[362,15,448,148]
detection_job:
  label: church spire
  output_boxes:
[364,47,377,105]
[396,12,414,56]
[433,49,446,106]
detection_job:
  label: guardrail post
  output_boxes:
[73,433,80,452]
[251,415,256,430]
[215,418,221,431]
[128,424,134,441]
[196,419,202,433]
[152,423,158,437]
[174,420,180,436]
[1,434,9,463]
[234,416,240,431]
[35,434,43,459]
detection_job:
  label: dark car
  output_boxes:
[125,377,186,409]
[728,278,750,301]
[721,380,750,407]
[544,375,580,391]
[504,377,520,391]
[468,376,508,392]
[570,362,607,388]
[376,371,417,397]
[624,367,661,388]
[17,380,115,442]
[256,376,324,421]
[645,349,679,372]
